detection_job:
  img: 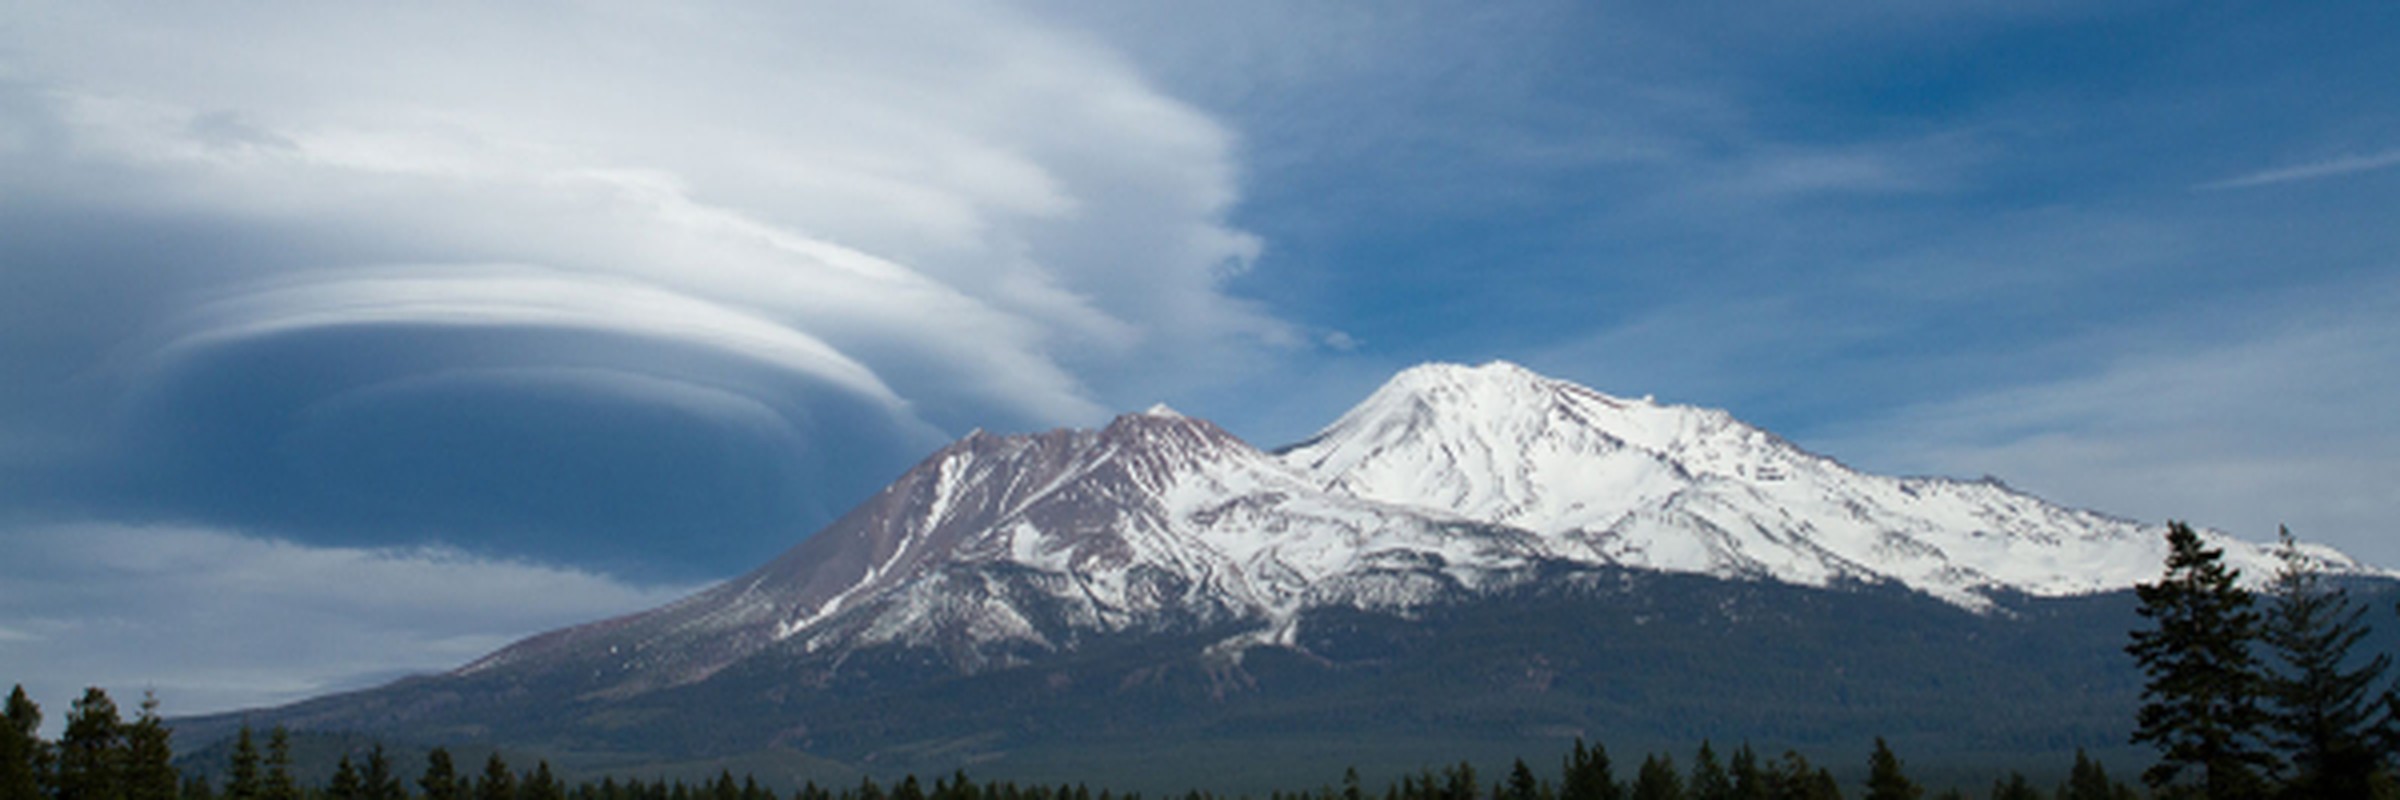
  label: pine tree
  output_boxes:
[3,686,45,800]
[57,687,127,800]
[1440,762,1476,800]
[1686,743,1729,800]
[1560,740,1621,800]
[262,728,298,800]
[123,693,176,800]
[224,728,261,800]
[1861,739,1918,800]
[2262,528,2395,798]
[2127,521,2277,798]
[476,754,515,800]
[1726,746,1765,800]
[330,756,366,800]
[1629,755,1681,800]
[362,745,403,800]
[1504,760,1542,800]
[1987,773,2039,800]
[421,748,463,800]
[2059,750,2107,800]
[1768,752,1839,800]
[521,761,563,800]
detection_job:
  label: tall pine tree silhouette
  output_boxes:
[2,687,44,800]
[420,747,464,800]
[55,688,125,800]
[1863,738,1920,800]
[2127,521,2276,798]
[123,693,175,800]
[222,727,260,800]
[1559,740,1621,800]
[2261,527,2395,798]
[261,728,298,800]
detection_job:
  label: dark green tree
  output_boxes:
[1629,755,1681,800]
[476,753,515,800]
[362,745,403,800]
[3,686,45,800]
[1504,760,1542,800]
[329,756,366,800]
[421,748,463,800]
[123,693,176,800]
[1861,739,1918,800]
[2058,750,2136,800]
[1768,752,1839,800]
[1687,743,1729,800]
[521,761,563,800]
[2261,528,2395,798]
[56,687,127,800]
[1560,740,1622,800]
[1726,746,1766,800]
[1441,762,1477,800]
[1986,773,2038,800]
[223,728,260,800]
[2127,521,2277,798]
[261,728,298,800]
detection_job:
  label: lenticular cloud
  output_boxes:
[0,1,1287,569]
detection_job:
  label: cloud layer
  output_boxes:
[0,0,1289,575]
[1813,278,2400,567]
[0,522,696,732]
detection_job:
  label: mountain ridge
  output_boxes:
[453,360,2375,698]
[174,360,2388,791]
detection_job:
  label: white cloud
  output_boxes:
[149,265,910,409]
[0,522,700,733]
[2,0,1283,439]
[2200,148,2400,190]
[1810,280,2400,569]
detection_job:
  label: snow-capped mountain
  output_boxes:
[460,404,1544,696]
[194,360,2396,787]
[459,361,2370,698]
[1283,361,2361,607]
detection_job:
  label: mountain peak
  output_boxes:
[1385,359,1563,396]
[1281,363,2358,607]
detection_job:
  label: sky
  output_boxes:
[4,0,2397,726]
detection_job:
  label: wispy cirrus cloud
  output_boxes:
[2199,148,2400,190]
[1809,278,2400,568]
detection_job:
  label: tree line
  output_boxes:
[4,521,2394,800]
[1,699,2139,800]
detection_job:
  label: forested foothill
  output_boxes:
[7,525,2395,800]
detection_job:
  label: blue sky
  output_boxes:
[3,1,2396,721]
